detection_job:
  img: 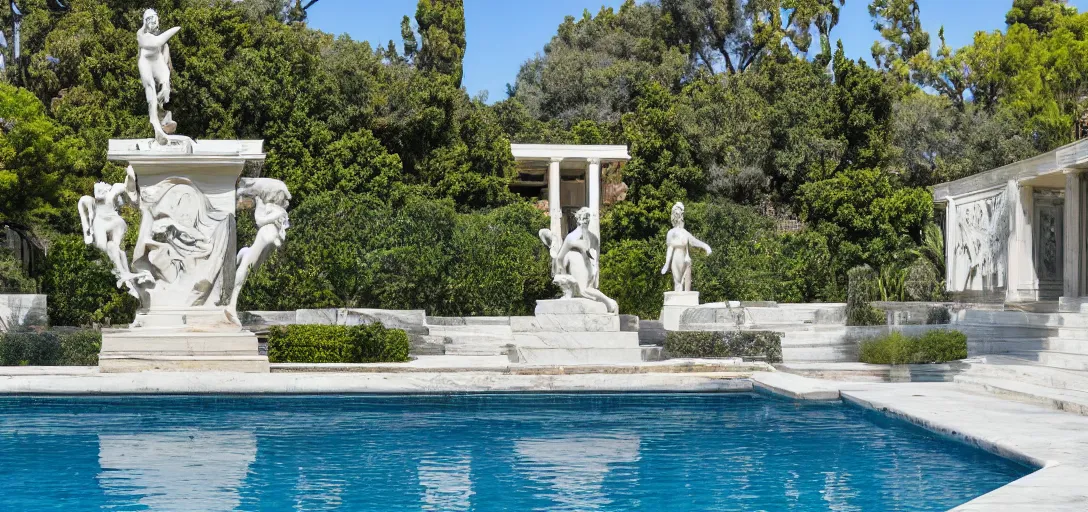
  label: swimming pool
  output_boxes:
[0,393,1031,511]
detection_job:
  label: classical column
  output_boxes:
[1007,180,1037,302]
[1062,170,1082,299]
[945,197,957,292]
[586,158,601,240]
[548,157,563,236]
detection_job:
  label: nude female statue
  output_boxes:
[137,9,180,145]
[545,207,618,313]
[661,202,712,292]
[78,166,148,297]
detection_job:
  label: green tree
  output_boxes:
[415,0,466,87]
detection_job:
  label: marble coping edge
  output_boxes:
[0,372,755,395]
[749,372,842,401]
[839,391,1049,470]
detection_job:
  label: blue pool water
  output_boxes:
[0,393,1030,511]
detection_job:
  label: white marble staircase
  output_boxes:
[955,356,1088,416]
[425,318,515,357]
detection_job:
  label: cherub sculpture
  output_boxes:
[77,166,149,297]
[661,202,712,292]
[137,8,180,145]
[539,207,618,313]
[230,178,291,308]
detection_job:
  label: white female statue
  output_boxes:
[230,178,291,309]
[541,207,618,313]
[77,166,148,297]
[661,202,712,292]
[137,8,180,145]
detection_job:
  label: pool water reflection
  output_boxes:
[0,393,1032,511]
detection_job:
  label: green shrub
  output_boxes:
[858,329,967,364]
[915,330,968,362]
[0,329,100,365]
[846,265,886,326]
[267,323,411,364]
[59,330,102,366]
[663,330,782,363]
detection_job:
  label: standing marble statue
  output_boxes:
[137,8,180,145]
[661,202,711,292]
[539,207,618,313]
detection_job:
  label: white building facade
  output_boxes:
[509,144,632,242]
[932,139,1088,310]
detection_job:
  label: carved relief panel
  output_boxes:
[1033,190,1064,293]
[952,190,1009,292]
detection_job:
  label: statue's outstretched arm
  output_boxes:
[689,235,712,255]
[147,26,181,48]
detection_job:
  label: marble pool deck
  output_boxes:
[0,363,1084,509]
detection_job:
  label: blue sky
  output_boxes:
[306,0,1088,104]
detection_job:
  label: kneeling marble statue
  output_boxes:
[539,207,618,313]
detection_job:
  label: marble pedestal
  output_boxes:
[512,299,643,364]
[661,291,700,331]
[99,328,268,373]
[96,138,271,373]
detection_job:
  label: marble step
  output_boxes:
[955,375,1088,416]
[408,335,446,356]
[1004,351,1088,371]
[426,316,512,326]
[444,344,513,356]
[514,347,645,365]
[427,325,513,336]
[964,359,1088,392]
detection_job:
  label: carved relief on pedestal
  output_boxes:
[953,190,1009,292]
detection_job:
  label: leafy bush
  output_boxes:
[0,329,101,366]
[663,331,782,363]
[267,323,411,364]
[241,196,551,316]
[39,235,137,327]
[858,329,967,364]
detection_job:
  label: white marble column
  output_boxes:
[548,157,563,236]
[586,158,601,239]
[945,197,957,292]
[1007,180,1037,302]
[1062,170,1082,299]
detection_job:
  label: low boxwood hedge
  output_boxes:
[267,323,411,364]
[858,329,968,364]
[0,329,101,366]
[664,331,782,363]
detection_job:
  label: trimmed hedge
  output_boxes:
[267,323,411,363]
[0,329,101,366]
[664,331,782,363]
[858,329,968,364]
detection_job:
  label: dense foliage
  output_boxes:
[857,329,968,364]
[663,330,783,363]
[0,329,101,366]
[1,0,1085,323]
[266,323,411,363]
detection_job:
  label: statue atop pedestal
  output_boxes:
[74,8,291,372]
[539,207,618,313]
[659,202,711,330]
